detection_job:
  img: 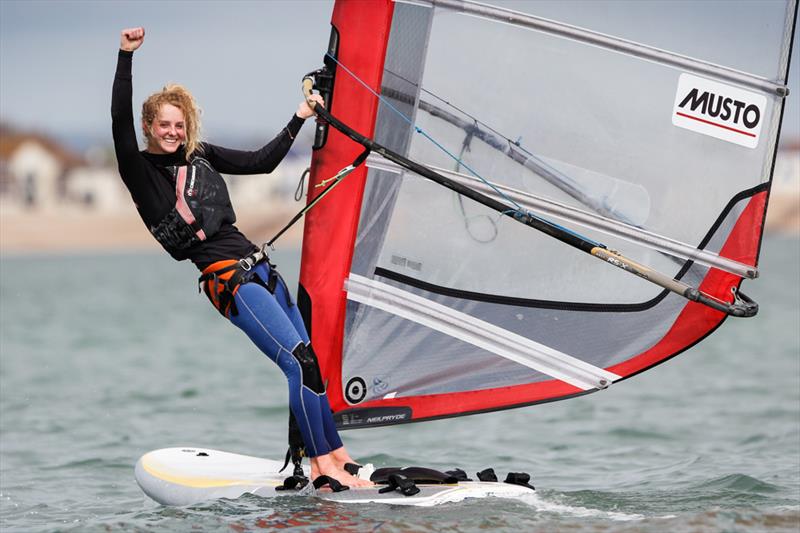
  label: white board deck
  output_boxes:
[135,447,535,507]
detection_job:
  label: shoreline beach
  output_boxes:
[1,197,797,256]
[0,205,305,255]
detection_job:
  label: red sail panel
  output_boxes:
[607,190,767,378]
[332,191,767,427]
[299,0,394,412]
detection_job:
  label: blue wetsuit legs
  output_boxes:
[229,263,342,457]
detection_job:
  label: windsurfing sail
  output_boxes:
[298,0,797,428]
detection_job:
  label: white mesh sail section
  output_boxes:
[369,1,787,304]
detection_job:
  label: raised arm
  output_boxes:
[111,28,146,189]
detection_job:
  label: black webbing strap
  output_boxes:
[504,472,535,490]
[444,468,471,482]
[312,475,349,492]
[377,473,420,497]
[265,147,370,249]
[343,463,362,476]
[476,468,498,482]
[371,466,459,485]
[275,474,309,491]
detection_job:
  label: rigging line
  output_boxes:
[456,125,500,243]
[324,52,600,247]
[385,68,531,159]
[367,155,759,278]
[264,148,370,249]
[326,53,518,210]
[379,77,646,228]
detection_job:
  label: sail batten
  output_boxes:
[346,274,620,391]
[415,0,790,96]
[365,155,759,279]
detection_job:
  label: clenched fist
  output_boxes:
[120,27,145,52]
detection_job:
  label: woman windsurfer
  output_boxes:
[112,27,371,489]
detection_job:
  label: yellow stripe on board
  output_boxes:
[139,454,281,489]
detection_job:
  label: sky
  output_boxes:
[0,0,336,150]
[1,0,798,153]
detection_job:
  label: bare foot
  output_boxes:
[311,454,374,488]
[330,446,358,470]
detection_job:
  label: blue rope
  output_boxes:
[326,54,518,208]
[324,53,602,247]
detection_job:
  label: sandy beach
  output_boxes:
[1,193,797,256]
[0,204,305,255]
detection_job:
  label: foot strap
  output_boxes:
[275,474,308,491]
[504,472,535,491]
[343,463,362,476]
[378,473,420,497]
[444,468,471,481]
[312,475,349,492]
[476,468,498,482]
[372,466,459,484]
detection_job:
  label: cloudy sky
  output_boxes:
[1,0,797,152]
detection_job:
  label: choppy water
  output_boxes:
[1,237,798,532]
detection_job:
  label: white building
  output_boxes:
[0,129,85,212]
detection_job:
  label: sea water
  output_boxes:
[1,237,798,532]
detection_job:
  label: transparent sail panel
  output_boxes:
[343,196,744,399]
[368,0,788,303]
[425,0,795,82]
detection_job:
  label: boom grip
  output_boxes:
[302,78,316,108]
[688,288,759,317]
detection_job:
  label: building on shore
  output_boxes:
[0,126,86,212]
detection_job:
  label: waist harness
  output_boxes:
[150,156,236,254]
[199,250,282,318]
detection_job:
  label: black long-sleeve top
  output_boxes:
[111,49,304,270]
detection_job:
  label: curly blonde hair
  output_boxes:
[141,83,202,160]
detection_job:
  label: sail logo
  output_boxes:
[366,414,408,424]
[672,73,766,149]
[186,169,197,197]
[336,407,412,427]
